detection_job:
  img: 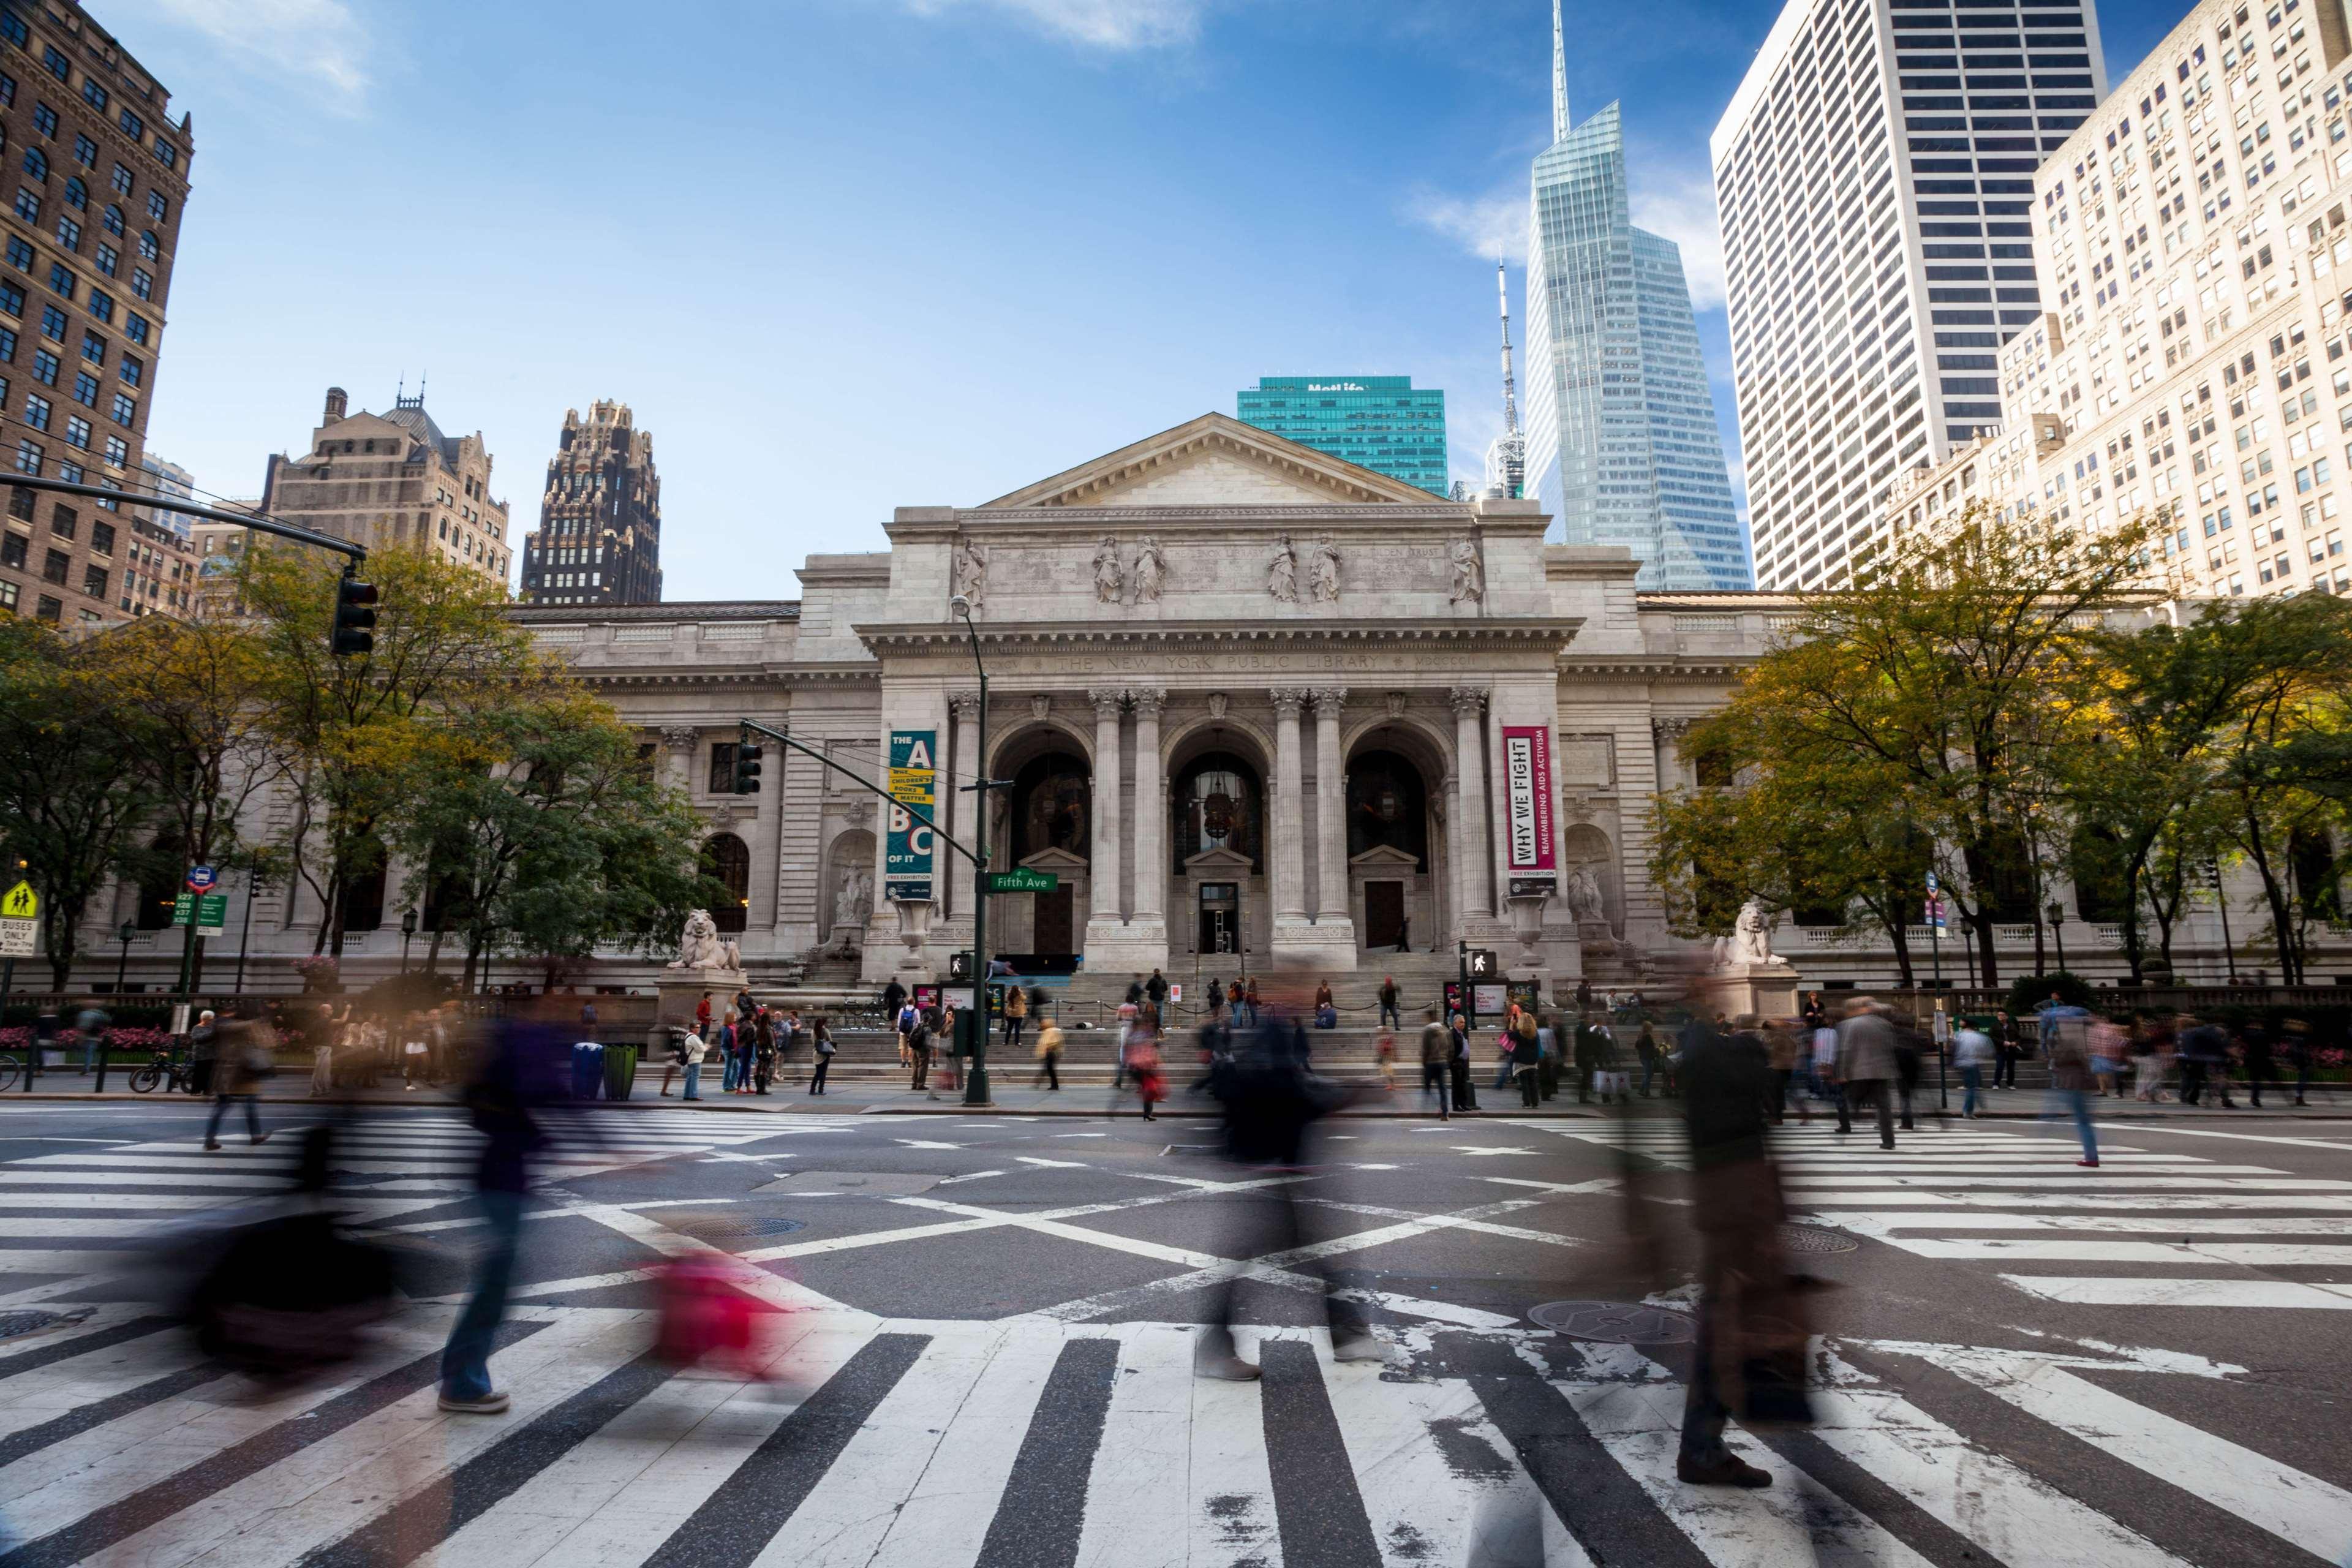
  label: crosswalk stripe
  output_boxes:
[1794,1191,2352,1210]
[1782,1176,2352,1190]
[1866,1237,2352,1264]
[1772,1163,2269,1174]
[1074,1324,1193,1568]
[0,1327,206,1445]
[1807,1211,2352,1235]
[1806,1387,2196,1567]
[85,1308,640,1568]
[1998,1275,2352,1308]
[1559,1349,1937,1567]
[0,1306,164,1374]
[637,1332,926,1568]
[1926,1349,2352,1561]
[971,1335,1121,1568]
[0,1316,464,1564]
[1261,1336,1384,1562]
[1189,1340,1285,1568]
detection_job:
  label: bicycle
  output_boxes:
[129,1049,186,1095]
[0,1052,17,1091]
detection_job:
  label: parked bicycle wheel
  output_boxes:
[130,1063,164,1093]
[0,1054,19,1091]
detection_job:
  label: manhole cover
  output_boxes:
[680,1216,809,1241]
[756,1171,942,1197]
[0,1309,78,1341]
[1779,1223,1859,1256]
[1528,1300,1695,1344]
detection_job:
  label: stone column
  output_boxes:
[1311,687,1348,922]
[1450,687,1492,921]
[1129,687,1167,930]
[1269,688,1309,926]
[947,690,980,924]
[660,725,699,794]
[1085,688,1126,937]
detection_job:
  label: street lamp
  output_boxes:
[2209,860,2239,984]
[951,592,995,1107]
[114,921,134,993]
[400,908,417,975]
[2046,900,2067,974]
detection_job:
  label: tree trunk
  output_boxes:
[2241,810,2299,984]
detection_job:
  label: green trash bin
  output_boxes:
[603,1042,640,1102]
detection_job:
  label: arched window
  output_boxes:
[100,202,122,237]
[21,147,44,181]
[1010,752,1091,861]
[62,175,83,209]
[701,833,750,933]
[1344,750,1428,869]
[1172,752,1261,869]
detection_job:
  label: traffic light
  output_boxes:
[1467,948,1499,979]
[732,740,764,794]
[331,571,378,657]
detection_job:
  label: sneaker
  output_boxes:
[1196,1351,1262,1382]
[437,1390,511,1414]
[1676,1453,1772,1488]
[2076,1159,2100,1167]
[1331,1334,1387,1365]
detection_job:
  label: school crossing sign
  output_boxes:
[0,880,36,957]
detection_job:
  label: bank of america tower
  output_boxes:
[1521,3,1751,589]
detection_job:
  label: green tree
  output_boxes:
[394,680,720,992]
[0,619,156,987]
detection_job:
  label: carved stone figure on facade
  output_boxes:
[1449,537,1485,603]
[1565,864,1605,922]
[1309,533,1341,601]
[952,538,987,610]
[1712,897,1775,968]
[668,909,744,971]
[1267,535,1298,603]
[1093,535,1123,604]
[832,865,872,952]
[1131,535,1165,605]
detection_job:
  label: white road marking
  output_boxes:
[1450,1145,1537,1157]
[2107,1124,2352,1152]
[1017,1156,1089,1168]
[894,1138,963,1150]
[1998,1276,2352,1308]
[1074,1324,1192,1568]
[933,1169,1008,1185]
[1807,1211,2352,1236]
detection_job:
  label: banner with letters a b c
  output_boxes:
[884,728,937,902]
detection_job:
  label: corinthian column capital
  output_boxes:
[1268,686,1310,720]
[1447,685,1489,718]
[1087,687,1128,718]
[1127,686,1167,720]
[1310,686,1348,715]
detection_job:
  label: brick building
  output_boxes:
[259,386,511,585]
[520,399,662,605]
[0,0,192,625]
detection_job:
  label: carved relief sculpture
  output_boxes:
[1565,864,1605,922]
[1207,692,1230,722]
[832,864,873,948]
[1449,537,1485,603]
[952,538,987,609]
[668,910,744,971]
[1131,536,1166,605]
[1092,535,1124,604]
[1267,535,1299,603]
[1309,533,1341,601]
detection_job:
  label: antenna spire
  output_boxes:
[1488,263,1526,500]
[1551,0,1569,142]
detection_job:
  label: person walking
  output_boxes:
[1763,1017,1802,1123]
[440,1011,560,1415]
[1635,1021,1662,1098]
[910,1006,937,1096]
[1511,1008,1543,1108]
[2041,1005,2100,1166]
[807,1016,835,1095]
[1146,968,1169,1014]
[1418,1008,1452,1120]
[2177,1016,2233,1107]
[752,1010,776,1096]
[2285,1017,2316,1106]
[1033,1015,1065,1091]
[717,1011,742,1094]
[2241,1020,2275,1109]
[188,1010,219,1098]
[1378,975,1401,1031]
[679,1026,707,1101]
[1834,997,1899,1150]
[202,1008,274,1152]
[1954,1018,1994,1118]
[1001,983,1028,1056]
[1243,976,1262,1027]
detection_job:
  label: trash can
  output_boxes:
[570,1041,606,1099]
[603,1042,639,1102]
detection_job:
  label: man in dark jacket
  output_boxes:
[441,1011,564,1414]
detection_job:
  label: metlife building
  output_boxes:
[1236,376,1450,496]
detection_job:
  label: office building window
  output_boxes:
[23,393,48,429]
[69,370,91,405]
[79,564,101,597]
[62,415,88,449]
[100,203,121,236]
[40,547,65,583]
[102,434,124,466]
[80,331,102,363]
[36,304,63,339]
[50,215,73,249]
[31,349,55,385]
[20,148,43,182]
[109,164,130,195]
[92,243,115,277]
[43,263,68,298]
[70,134,93,169]
[60,175,81,210]
[84,288,110,323]
[109,391,130,423]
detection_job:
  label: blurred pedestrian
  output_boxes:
[2087,1015,2128,1099]
[1834,997,1898,1150]
[1992,1008,2022,1089]
[1675,1009,1811,1487]
[752,1009,776,1095]
[1636,1020,1663,1098]
[74,1002,108,1076]
[1953,1017,1993,1118]
[679,1025,707,1101]
[1374,1029,1397,1092]
[1033,1014,1064,1091]
[2041,1004,2100,1166]
[2177,1016,2234,1108]
[202,1007,273,1152]
[1378,974,1401,1030]
[911,1006,937,1096]
[2285,1017,2315,1106]
[440,1012,560,1414]
[188,1009,218,1097]
[2240,1019,2275,1109]
[1418,1008,1452,1120]
[1763,1017,1802,1123]
[1313,979,1337,1030]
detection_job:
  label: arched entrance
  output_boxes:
[1166,721,1272,967]
[994,731,1092,967]
[1342,719,1448,954]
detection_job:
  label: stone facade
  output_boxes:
[76,413,2323,995]
[259,387,510,584]
[519,399,661,606]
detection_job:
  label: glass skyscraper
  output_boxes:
[1522,10,1750,589]
[1236,377,1449,496]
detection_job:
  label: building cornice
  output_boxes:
[853,617,1585,655]
[506,601,800,623]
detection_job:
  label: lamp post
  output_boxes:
[951,594,995,1107]
[2209,860,2238,984]
[400,909,417,975]
[2046,900,2067,975]
[114,921,134,993]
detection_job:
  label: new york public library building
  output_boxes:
[179,410,2271,1010]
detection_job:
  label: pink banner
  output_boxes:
[1501,725,1556,895]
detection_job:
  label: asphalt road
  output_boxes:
[0,1095,2346,1566]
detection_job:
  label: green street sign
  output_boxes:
[985,868,1060,894]
[172,892,228,932]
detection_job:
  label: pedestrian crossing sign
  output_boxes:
[0,880,34,919]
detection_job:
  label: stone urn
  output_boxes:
[892,896,935,959]
[1505,892,1551,967]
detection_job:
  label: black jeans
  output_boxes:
[205,1091,260,1144]
[1517,1066,1540,1107]
[1003,1016,1024,1052]
[1379,1002,1401,1029]
[1421,1061,1450,1117]
[808,1055,831,1093]
[1842,1079,1896,1147]
[1035,1052,1060,1090]
[1450,1060,1477,1112]
[1993,1047,2019,1088]
[1204,1179,1366,1357]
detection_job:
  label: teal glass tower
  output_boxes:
[1236,377,1449,496]
[1522,6,1749,589]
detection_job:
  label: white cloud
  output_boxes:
[1628,161,1727,311]
[107,0,371,105]
[1404,187,1525,265]
[899,0,1210,48]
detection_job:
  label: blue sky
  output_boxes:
[119,0,2187,601]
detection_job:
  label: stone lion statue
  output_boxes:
[668,909,743,971]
